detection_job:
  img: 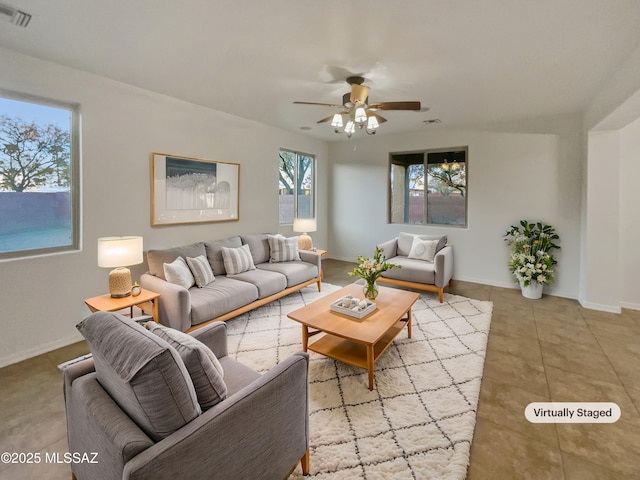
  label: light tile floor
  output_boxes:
[1,259,638,479]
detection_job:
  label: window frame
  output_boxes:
[388,146,468,227]
[0,89,81,261]
[278,148,316,225]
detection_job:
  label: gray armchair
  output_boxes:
[64,313,309,480]
[377,233,454,303]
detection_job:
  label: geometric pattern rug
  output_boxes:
[225,283,493,480]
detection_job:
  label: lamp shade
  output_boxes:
[293,218,317,234]
[97,236,143,268]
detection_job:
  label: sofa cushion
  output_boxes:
[218,356,261,397]
[408,237,439,263]
[189,276,259,325]
[381,256,436,284]
[204,236,242,276]
[241,234,271,265]
[230,268,287,299]
[187,255,215,287]
[147,242,206,280]
[76,312,201,442]
[222,244,256,275]
[268,234,301,262]
[164,256,196,289]
[146,322,227,410]
[257,261,318,287]
[398,232,447,257]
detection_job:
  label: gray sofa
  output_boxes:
[377,232,454,302]
[140,234,322,332]
[65,312,310,480]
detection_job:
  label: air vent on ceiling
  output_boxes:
[0,2,32,27]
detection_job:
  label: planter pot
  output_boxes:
[519,280,543,299]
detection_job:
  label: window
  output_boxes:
[389,148,467,226]
[0,91,80,259]
[278,149,315,224]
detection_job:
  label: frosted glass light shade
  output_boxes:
[354,106,367,124]
[330,113,343,128]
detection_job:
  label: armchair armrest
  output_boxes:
[140,273,192,332]
[434,245,454,288]
[377,237,398,260]
[189,320,228,358]
[124,352,310,480]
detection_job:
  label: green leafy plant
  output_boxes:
[348,246,400,285]
[504,220,560,287]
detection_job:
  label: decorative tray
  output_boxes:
[330,296,376,319]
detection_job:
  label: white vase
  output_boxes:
[519,280,543,299]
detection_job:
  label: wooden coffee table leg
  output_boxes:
[302,325,309,352]
[367,344,375,390]
[407,309,412,339]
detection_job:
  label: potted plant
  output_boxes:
[348,246,400,300]
[504,220,560,299]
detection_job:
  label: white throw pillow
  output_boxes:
[186,255,215,287]
[408,237,439,263]
[267,234,300,262]
[163,256,195,289]
[221,244,256,275]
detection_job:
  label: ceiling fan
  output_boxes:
[294,76,421,137]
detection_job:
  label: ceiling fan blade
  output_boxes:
[293,101,344,108]
[316,115,336,124]
[369,101,422,111]
[350,84,370,104]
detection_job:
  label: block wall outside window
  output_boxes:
[0,91,80,260]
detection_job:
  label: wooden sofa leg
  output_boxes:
[301,448,310,475]
[316,279,322,292]
[438,288,444,303]
[72,472,77,480]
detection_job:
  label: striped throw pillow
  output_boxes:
[221,244,256,275]
[186,255,215,287]
[268,234,301,263]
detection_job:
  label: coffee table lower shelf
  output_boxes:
[306,318,408,389]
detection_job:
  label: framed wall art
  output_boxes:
[151,153,240,226]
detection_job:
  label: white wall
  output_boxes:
[619,117,640,310]
[0,48,328,367]
[328,124,583,299]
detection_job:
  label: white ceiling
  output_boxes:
[2,0,640,140]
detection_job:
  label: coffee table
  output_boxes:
[287,283,420,390]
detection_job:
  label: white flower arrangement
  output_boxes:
[504,221,560,287]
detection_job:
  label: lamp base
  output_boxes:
[298,233,313,251]
[109,267,132,298]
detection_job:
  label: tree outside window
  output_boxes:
[279,149,315,224]
[0,93,79,259]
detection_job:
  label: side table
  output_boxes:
[84,288,160,323]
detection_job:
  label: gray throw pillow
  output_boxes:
[186,255,215,287]
[267,234,301,262]
[76,312,201,441]
[146,322,227,410]
[163,256,195,289]
[398,232,447,257]
[221,244,256,275]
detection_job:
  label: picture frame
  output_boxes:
[151,153,240,226]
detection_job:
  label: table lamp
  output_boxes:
[98,236,144,297]
[293,218,317,250]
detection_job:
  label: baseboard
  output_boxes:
[620,301,640,312]
[578,300,622,314]
[0,332,83,369]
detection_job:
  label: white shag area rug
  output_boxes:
[225,283,493,480]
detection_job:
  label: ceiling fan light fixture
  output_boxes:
[330,113,343,129]
[354,106,367,124]
[366,115,379,133]
[344,119,356,135]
